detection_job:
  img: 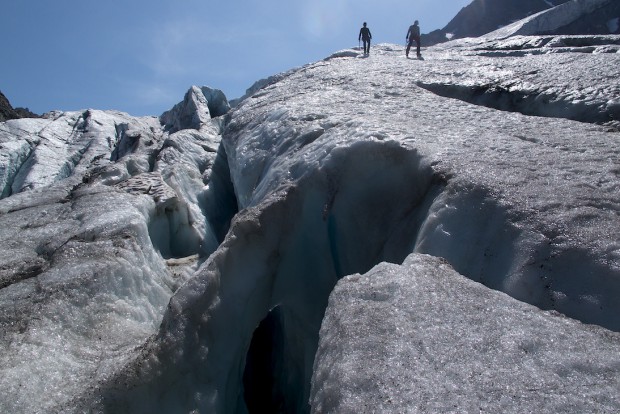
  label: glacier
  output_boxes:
[1,3,620,413]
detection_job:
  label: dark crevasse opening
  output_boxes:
[145,141,238,261]
[199,143,239,251]
[243,306,288,413]
[416,81,619,128]
[236,142,445,413]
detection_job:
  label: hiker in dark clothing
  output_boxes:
[359,22,372,55]
[406,20,421,58]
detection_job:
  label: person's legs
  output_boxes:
[406,39,413,57]
[363,39,370,54]
[415,37,421,56]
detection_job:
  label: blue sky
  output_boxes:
[1,0,471,116]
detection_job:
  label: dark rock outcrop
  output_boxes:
[0,91,20,122]
[0,90,39,121]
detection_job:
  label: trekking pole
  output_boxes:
[358,39,360,50]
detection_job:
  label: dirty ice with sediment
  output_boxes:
[1,1,620,413]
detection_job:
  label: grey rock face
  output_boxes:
[485,0,618,39]
[0,91,18,121]
[423,0,570,45]
[424,0,619,45]
[455,0,569,38]
[544,0,620,35]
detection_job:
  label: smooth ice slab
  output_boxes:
[311,253,620,413]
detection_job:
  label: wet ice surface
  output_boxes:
[312,254,620,413]
[0,33,619,413]
[0,185,174,413]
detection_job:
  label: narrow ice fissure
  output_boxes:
[0,139,36,199]
[54,137,95,182]
[198,143,239,250]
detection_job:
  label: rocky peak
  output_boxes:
[0,90,39,121]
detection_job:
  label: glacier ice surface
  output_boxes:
[0,13,619,413]
[88,40,619,413]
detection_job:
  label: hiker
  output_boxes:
[359,22,372,55]
[406,20,421,58]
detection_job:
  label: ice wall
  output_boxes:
[0,87,234,412]
[93,138,441,413]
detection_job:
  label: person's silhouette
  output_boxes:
[359,22,372,56]
[406,20,421,58]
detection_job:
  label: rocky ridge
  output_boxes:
[0,90,38,122]
[423,0,619,45]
